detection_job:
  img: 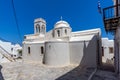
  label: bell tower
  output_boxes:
[34,18,46,35]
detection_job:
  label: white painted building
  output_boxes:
[102,38,114,63]
[23,18,102,68]
[11,44,22,58]
[0,40,22,63]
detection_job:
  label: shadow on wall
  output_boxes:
[80,36,97,68]
[0,65,4,80]
[55,36,100,80]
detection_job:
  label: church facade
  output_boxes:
[23,18,102,67]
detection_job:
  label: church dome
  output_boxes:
[54,20,70,29]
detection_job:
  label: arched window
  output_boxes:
[41,26,44,33]
[57,30,60,37]
[42,25,44,30]
[39,27,40,33]
[36,27,40,33]
[43,26,45,30]
[41,46,44,54]
[36,24,40,33]
[28,47,30,54]
[36,27,38,33]
[65,29,67,34]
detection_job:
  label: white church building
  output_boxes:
[23,18,102,68]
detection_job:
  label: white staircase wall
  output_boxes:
[0,40,12,53]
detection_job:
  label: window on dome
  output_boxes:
[65,29,67,34]
[57,30,60,37]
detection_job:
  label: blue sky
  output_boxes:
[0,0,113,44]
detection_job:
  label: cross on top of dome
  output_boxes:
[60,16,63,21]
[54,16,71,29]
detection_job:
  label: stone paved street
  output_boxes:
[0,62,118,80]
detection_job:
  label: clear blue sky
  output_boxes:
[0,0,113,44]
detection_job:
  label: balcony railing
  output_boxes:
[103,4,120,33]
[103,4,120,20]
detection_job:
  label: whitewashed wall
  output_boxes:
[0,53,10,63]
[44,41,70,67]
[70,36,98,68]
[102,38,114,62]
[23,43,44,63]
[0,40,12,53]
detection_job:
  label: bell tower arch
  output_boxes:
[34,18,46,35]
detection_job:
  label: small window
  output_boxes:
[28,47,31,54]
[65,29,67,34]
[24,36,26,39]
[57,30,60,37]
[41,46,44,54]
[109,47,113,53]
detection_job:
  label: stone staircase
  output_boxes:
[0,45,15,62]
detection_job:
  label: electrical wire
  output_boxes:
[11,0,22,43]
